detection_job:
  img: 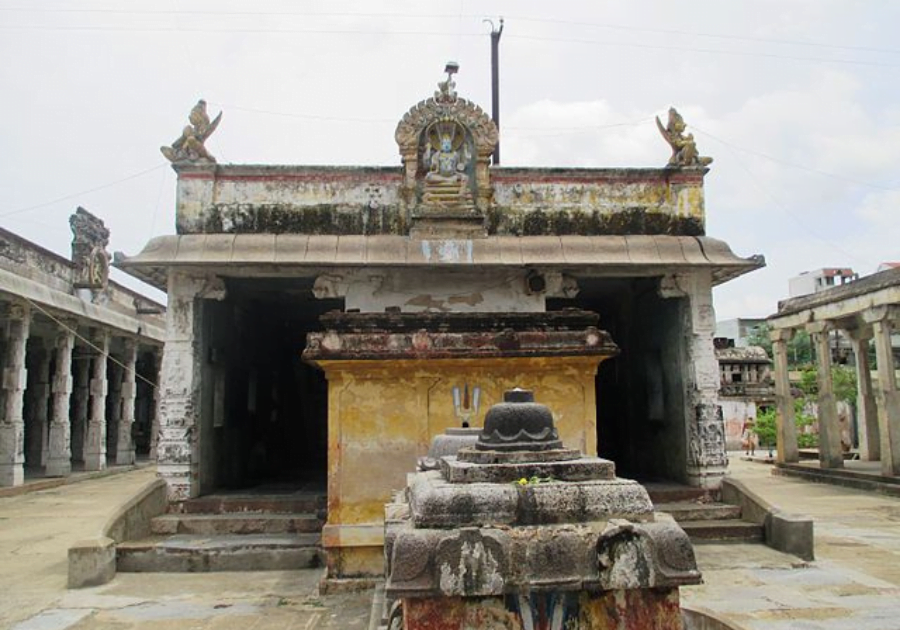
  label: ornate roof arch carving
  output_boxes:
[395,68,498,232]
[395,94,498,158]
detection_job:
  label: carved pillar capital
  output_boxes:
[805,320,835,336]
[768,326,795,343]
[862,305,900,325]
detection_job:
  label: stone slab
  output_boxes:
[68,536,116,589]
[408,470,654,528]
[439,454,615,484]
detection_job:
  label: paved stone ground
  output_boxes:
[4,457,900,629]
[681,456,900,629]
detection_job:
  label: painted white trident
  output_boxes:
[451,383,481,427]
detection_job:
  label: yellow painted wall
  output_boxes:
[313,354,613,577]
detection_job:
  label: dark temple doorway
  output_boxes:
[198,277,339,494]
[548,276,689,484]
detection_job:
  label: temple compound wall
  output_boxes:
[119,79,763,578]
[0,210,164,488]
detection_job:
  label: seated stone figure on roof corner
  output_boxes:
[656,106,713,168]
[160,99,222,164]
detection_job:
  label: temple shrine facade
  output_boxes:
[119,71,763,578]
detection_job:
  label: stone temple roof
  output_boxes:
[715,346,771,364]
[115,234,762,292]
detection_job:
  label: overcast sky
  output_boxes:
[2,1,898,318]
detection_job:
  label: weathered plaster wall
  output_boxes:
[173,165,707,237]
[489,168,705,236]
[0,228,164,324]
[720,399,757,451]
[312,268,576,313]
[315,355,604,577]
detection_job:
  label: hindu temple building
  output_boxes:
[117,69,763,578]
[0,209,164,488]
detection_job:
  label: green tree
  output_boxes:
[744,323,773,358]
[753,407,777,449]
[797,365,857,404]
[787,330,813,367]
[794,398,818,448]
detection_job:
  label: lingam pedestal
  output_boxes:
[384,389,702,629]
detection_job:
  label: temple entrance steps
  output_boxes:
[117,486,327,573]
[645,483,765,544]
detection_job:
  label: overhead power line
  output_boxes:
[0,21,897,68]
[693,127,900,192]
[1,8,897,56]
[0,164,167,218]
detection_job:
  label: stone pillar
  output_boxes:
[116,340,137,465]
[149,349,161,461]
[866,308,900,476]
[679,271,728,488]
[83,330,109,471]
[46,324,76,477]
[25,338,51,469]
[157,273,219,501]
[770,327,799,464]
[70,350,90,466]
[809,321,843,469]
[848,327,879,461]
[105,360,121,461]
[0,303,31,486]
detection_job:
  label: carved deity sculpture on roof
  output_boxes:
[656,107,713,168]
[421,119,474,206]
[395,63,498,220]
[70,206,110,290]
[160,99,222,164]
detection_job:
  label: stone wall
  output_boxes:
[173,164,707,237]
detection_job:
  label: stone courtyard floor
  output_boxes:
[2,457,900,629]
[681,456,900,629]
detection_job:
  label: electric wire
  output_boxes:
[22,296,161,390]
[0,164,168,219]
[703,132,877,268]
[692,127,900,192]
[0,23,896,69]
[2,7,897,57]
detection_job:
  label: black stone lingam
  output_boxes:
[475,388,562,452]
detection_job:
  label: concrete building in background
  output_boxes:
[715,317,767,348]
[789,267,858,298]
[118,73,764,579]
[0,209,164,487]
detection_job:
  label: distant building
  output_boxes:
[715,317,767,348]
[714,339,774,450]
[788,268,857,298]
[877,262,900,273]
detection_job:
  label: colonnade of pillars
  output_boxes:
[771,307,900,477]
[0,302,161,487]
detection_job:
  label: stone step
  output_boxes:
[151,513,324,536]
[643,483,714,504]
[679,519,764,543]
[117,533,322,573]
[180,493,326,515]
[654,502,742,522]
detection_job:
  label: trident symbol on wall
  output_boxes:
[452,383,481,428]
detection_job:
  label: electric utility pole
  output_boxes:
[486,17,504,165]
